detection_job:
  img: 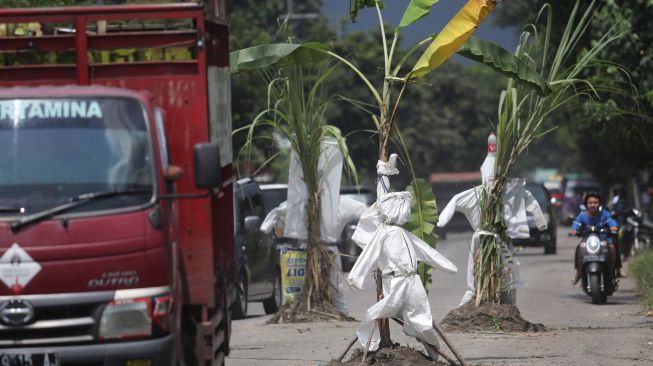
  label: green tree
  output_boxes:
[494,0,653,185]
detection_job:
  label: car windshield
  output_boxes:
[261,187,287,211]
[0,97,153,216]
[341,192,373,205]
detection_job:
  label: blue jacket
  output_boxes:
[572,210,617,241]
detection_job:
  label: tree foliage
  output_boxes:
[494,0,653,184]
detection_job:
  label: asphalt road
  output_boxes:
[226,228,653,366]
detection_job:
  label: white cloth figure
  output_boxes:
[347,192,457,353]
[503,178,548,238]
[284,138,343,242]
[436,178,547,306]
[350,154,400,249]
[260,196,367,315]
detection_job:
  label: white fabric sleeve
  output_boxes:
[351,203,382,249]
[525,190,548,231]
[347,227,384,290]
[405,231,457,273]
[436,194,459,228]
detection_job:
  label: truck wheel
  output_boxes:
[589,273,604,304]
[263,270,282,314]
[544,239,556,255]
[231,273,248,319]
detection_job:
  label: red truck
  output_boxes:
[0,2,234,365]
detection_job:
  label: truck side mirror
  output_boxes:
[244,215,261,233]
[194,142,222,189]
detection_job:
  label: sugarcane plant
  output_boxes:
[236,63,358,321]
[475,0,633,305]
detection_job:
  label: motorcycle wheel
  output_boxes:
[589,272,606,305]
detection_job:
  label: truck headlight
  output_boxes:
[586,236,601,254]
[99,287,173,340]
[99,298,151,340]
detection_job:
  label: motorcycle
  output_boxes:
[622,209,653,257]
[573,226,618,304]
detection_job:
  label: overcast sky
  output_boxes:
[322,1,519,53]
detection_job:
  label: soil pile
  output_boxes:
[441,301,546,332]
[329,345,449,366]
[266,301,355,324]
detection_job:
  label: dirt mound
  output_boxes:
[441,301,546,332]
[266,301,356,324]
[329,345,449,366]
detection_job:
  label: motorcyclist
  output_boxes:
[569,191,618,284]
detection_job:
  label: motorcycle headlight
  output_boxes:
[586,236,601,254]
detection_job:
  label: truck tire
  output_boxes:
[589,273,605,304]
[231,273,248,319]
[263,270,282,314]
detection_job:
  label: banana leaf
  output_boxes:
[350,0,381,22]
[230,37,551,97]
[398,0,442,30]
[404,178,438,247]
[404,178,439,290]
[229,42,328,73]
[410,0,496,79]
[458,36,553,96]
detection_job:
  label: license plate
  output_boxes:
[0,353,60,366]
[583,255,605,262]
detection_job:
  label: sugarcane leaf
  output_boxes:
[398,0,442,30]
[457,36,553,96]
[409,0,496,79]
[230,43,329,73]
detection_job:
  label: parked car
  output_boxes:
[338,186,375,271]
[232,178,282,319]
[512,182,558,254]
[260,183,288,212]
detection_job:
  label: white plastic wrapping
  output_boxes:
[436,178,547,306]
[347,192,456,352]
[284,138,343,242]
[351,154,400,249]
[436,180,547,239]
[503,178,547,238]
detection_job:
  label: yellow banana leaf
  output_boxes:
[410,0,496,79]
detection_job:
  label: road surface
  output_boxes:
[226,227,653,365]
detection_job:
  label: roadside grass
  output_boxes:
[629,250,653,311]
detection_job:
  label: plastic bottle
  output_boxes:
[480,131,497,186]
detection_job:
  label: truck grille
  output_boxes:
[0,291,113,347]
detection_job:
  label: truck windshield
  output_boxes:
[0,97,154,216]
